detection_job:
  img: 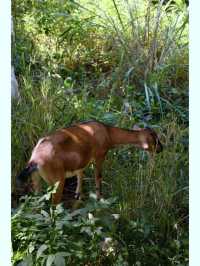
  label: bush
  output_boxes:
[12,188,188,266]
[12,191,129,266]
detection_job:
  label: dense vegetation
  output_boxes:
[12,0,188,265]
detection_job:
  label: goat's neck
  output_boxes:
[108,127,142,148]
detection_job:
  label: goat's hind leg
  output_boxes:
[31,172,42,194]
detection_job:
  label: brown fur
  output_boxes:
[18,121,163,204]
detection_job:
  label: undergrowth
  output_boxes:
[12,190,188,266]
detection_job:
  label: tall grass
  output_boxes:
[78,0,188,86]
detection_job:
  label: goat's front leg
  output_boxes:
[75,170,84,200]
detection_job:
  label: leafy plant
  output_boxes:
[12,187,188,265]
[12,191,128,266]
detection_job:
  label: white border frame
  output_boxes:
[189,0,200,265]
[0,0,198,265]
[0,0,11,265]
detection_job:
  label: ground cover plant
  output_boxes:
[12,0,188,265]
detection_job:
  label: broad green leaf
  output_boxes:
[17,255,33,266]
[46,255,55,266]
[36,244,48,259]
[55,252,71,257]
[28,242,35,253]
[54,254,66,266]
[17,261,28,266]
[80,226,92,236]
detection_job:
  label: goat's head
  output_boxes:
[133,125,163,153]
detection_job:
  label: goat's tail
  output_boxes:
[16,162,38,185]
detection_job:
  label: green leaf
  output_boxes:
[144,83,151,111]
[80,226,92,236]
[70,207,88,217]
[17,255,33,266]
[55,204,65,214]
[41,210,50,218]
[55,252,71,257]
[37,244,48,259]
[17,262,28,266]
[54,254,66,266]
[46,255,55,266]
[28,242,35,253]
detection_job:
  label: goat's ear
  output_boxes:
[132,124,142,131]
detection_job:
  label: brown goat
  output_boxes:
[16,121,163,204]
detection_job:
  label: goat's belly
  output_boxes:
[65,169,83,178]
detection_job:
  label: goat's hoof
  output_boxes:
[97,194,103,201]
[74,192,81,200]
